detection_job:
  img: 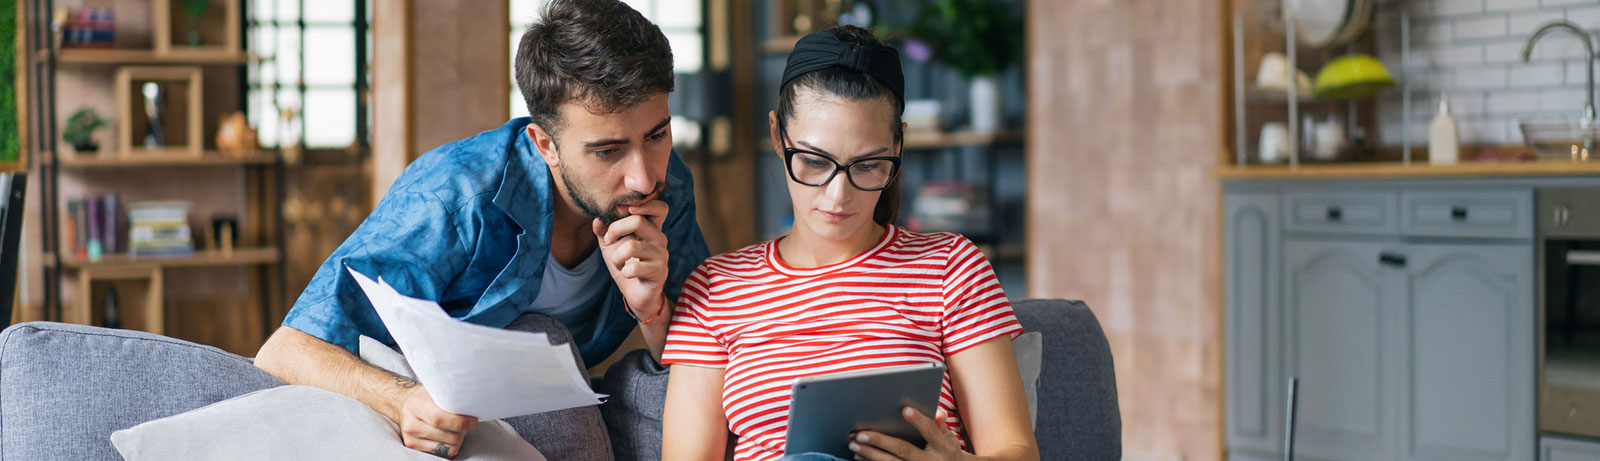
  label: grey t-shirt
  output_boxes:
[529,250,609,335]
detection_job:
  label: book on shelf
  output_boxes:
[86,198,101,259]
[128,201,194,256]
[60,194,125,261]
[103,195,119,254]
[72,200,88,258]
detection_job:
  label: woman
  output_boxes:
[660,26,1038,461]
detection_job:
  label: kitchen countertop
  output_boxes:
[1215,159,1600,180]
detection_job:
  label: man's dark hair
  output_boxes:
[777,25,904,226]
[515,0,674,139]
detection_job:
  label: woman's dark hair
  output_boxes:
[777,25,904,226]
[515,0,674,140]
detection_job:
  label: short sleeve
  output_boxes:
[940,236,1023,356]
[661,268,728,368]
[281,192,471,353]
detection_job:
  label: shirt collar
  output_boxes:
[491,118,556,232]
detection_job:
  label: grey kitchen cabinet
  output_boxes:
[1225,193,1283,455]
[1404,243,1534,461]
[1283,240,1405,461]
[1224,184,1541,461]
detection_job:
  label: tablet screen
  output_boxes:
[782,363,945,457]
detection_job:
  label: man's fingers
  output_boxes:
[402,418,466,458]
[619,258,666,280]
[405,415,466,444]
[602,214,667,246]
[417,407,478,433]
[606,239,648,270]
[403,435,461,459]
[625,200,669,228]
[592,218,608,240]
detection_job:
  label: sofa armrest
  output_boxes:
[0,322,284,460]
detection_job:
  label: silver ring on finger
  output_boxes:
[433,442,450,457]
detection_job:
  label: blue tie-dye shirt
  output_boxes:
[282,118,710,366]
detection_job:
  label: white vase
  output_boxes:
[968,75,1002,133]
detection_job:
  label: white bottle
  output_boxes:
[1429,93,1460,165]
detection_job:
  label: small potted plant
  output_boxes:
[902,0,1023,133]
[181,0,211,46]
[63,107,107,153]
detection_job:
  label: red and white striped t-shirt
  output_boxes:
[661,225,1022,461]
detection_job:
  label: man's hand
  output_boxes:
[593,200,671,321]
[395,380,478,459]
[849,407,970,461]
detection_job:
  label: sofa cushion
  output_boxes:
[1011,299,1121,460]
[595,348,678,461]
[0,322,284,460]
[109,385,544,461]
[487,313,614,461]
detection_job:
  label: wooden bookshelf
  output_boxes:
[54,151,277,168]
[904,131,1025,150]
[50,48,250,65]
[45,247,280,270]
[762,36,801,54]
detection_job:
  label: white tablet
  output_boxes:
[782,363,946,458]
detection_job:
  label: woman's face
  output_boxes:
[770,88,901,243]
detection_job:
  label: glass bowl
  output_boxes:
[1519,119,1598,160]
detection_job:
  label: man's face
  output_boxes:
[531,93,673,224]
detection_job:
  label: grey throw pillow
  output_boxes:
[109,385,544,461]
[1013,332,1043,429]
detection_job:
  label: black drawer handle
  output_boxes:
[1450,206,1468,221]
[1326,207,1343,222]
[1379,252,1407,268]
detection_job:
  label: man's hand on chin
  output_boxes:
[593,199,672,322]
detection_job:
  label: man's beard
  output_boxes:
[559,160,664,225]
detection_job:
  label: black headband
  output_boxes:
[779,30,905,111]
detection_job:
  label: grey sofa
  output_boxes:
[0,299,1119,460]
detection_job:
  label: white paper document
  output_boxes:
[346,266,605,421]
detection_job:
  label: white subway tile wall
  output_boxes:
[1376,0,1600,146]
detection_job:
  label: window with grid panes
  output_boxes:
[248,1,368,150]
[509,0,703,148]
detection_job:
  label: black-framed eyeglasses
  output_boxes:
[778,123,902,191]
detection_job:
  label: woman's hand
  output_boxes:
[848,407,969,461]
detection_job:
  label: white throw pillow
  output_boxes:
[110,385,543,461]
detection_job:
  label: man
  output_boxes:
[253,0,708,458]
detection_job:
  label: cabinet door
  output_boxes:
[1284,240,1405,460]
[1225,193,1283,453]
[1404,243,1535,461]
[1543,436,1600,461]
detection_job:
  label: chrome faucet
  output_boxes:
[1523,21,1597,127]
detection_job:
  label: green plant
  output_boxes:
[0,0,18,164]
[902,0,1023,78]
[181,0,211,18]
[62,107,107,149]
